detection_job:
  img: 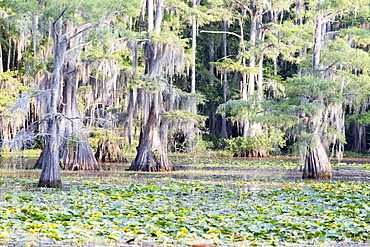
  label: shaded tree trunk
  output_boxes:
[191,0,197,94]
[302,137,332,179]
[128,92,172,171]
[35,19,100,173]
[221,20,229,139]
[303,10,334,179]
[37,16,65,188]
[350,121,367,153]
[128,0,181,172]
[95,139,128,163]
[208,37,216,135]
[235,1,267,157]
[59,62,100,170]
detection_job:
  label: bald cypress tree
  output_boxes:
[127,0,183,171]
[30,0,139,187]
[284,0,370,179]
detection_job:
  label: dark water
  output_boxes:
[0,157,369,182]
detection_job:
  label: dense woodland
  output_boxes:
[0,0,370,187]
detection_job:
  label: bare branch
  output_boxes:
[53,8,69,37]
[66,23,99,42]
[235,0,253,16]
[200,30,242,39]
[65,40,94,55]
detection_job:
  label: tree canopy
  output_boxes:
[0,0,370,181]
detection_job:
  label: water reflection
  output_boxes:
[0,157,369,182]
[0,158,37,170]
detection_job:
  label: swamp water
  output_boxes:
[1,157,369,183]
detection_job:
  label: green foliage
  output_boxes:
[227,128,286,154]
[287,77,343,105]
[211,58,260,75]
[348,112,370,126]
[88,127,127,153]
[268,21,313,64]
[201,133,228,150]
[1,176,370,245]
[217,97,262,123]
[0,149,41,158]
[322,38,370,72]
[166,110,206,127]
[67,133,79,155]
[0,71,28,112]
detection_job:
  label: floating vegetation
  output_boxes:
[1,173,370,246]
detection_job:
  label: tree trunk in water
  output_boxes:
[95,139,128,163]
[37,16,65,188]
[234,149,269,157]
[302,138,332,179]
[35,51,100,172]
[128,93,173,171]
[128,0,181,172]
[302,8,333,179]
[37,118,62,188]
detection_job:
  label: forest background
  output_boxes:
[0,0,370,187]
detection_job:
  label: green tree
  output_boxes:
[127,0,189,171]
[283,0,370,178]
[2,0,140,187]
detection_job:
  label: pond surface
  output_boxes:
[1,156,369,183]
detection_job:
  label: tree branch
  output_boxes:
[53,8,68,37]
[235,0,253,16]
[65,40,94,55]
[200,30,242,39]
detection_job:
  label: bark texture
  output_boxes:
[37,15,66,188]
[35,20,100,172]
[37,118,62,188]
[127,0,185,172]
[59,60,100,171]
[302,138,332,179]
[129,97,172,171]
[349,121,367,153]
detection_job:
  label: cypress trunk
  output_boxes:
[350,121,367,153]
[128,94,172,171]
[95,139,128,163]
[302,137,332,179]
[37,16,66,188]
[37,117,62,188]
[128,0,183,172]
[59,62,100,170]
[221,20,229,139]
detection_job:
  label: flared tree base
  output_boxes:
[38,180,62,188]
[234,149,269,157]
[95,139,128,163]
[128,149,173,172]
[37,156,62,188]
[63,141,101,171]
[302,141,332,179]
